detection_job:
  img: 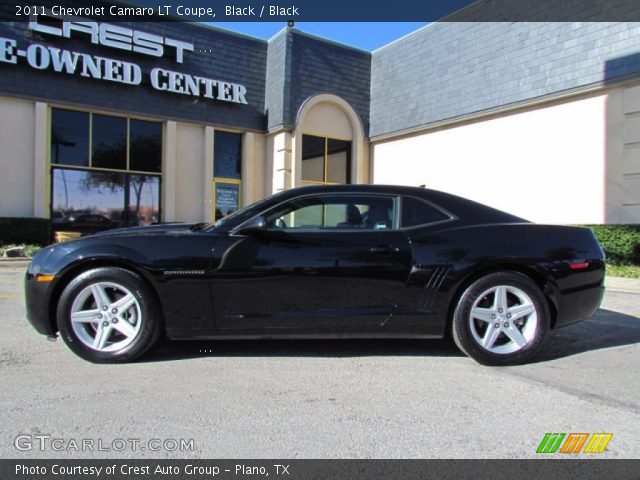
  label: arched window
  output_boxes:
[301,135,351,185]
[295,94,365,187]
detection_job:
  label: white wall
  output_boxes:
[0,97,35,217]
[606,84,640,223]
[302,102,353,139]
[174,123,205,223]
[372,95,608,224]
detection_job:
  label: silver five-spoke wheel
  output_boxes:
[469,285,538,354]
[71,282,143,352]
[452,271,549,366]
[58,267,160,363]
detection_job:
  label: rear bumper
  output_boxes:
[553,283,605,328]
[550,260,606,329]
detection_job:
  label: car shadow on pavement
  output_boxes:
[142,337,464,362]
[533,308,640,363]
[141,308,639,363]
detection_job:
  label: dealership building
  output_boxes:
[1,9,640,231]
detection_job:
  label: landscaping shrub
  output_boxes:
[586,224,640,265]
[0,218,51,246]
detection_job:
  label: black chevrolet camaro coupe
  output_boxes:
[25,185,605,365]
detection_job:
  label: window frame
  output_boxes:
[90,112,128,171]
[49,105,164,175]
[212,130,244,222]
[49,166,163,229]
[232,192,401,235]
[47,105,164,225]
[212,177,242,222]
[301,134,352,186]
[397,195,457,230]
[128,118,163,173]
[50,108,90,167]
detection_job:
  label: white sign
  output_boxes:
[0,19,248,104]
[29,19,193,64]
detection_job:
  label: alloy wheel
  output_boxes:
[70,281,143,352]
[468,285,538,355]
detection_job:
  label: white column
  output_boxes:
[242,132,266,205]
[204,126,214,221]
[33,102,47,218]
[163,121,177,222]
[356,138,370,184]
[270,131,293,193]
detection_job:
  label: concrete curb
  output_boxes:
[0,259,30,267]
[605,276,640,293]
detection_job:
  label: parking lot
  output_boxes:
[1,260,639,459]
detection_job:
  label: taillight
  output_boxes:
[569,262,589,270]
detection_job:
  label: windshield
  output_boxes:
[206,190,291,232]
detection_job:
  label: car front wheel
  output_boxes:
[57,267,161,363]
[452,271,550,366]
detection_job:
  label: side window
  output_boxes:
[265,195,397,231]
[401,197,450,228]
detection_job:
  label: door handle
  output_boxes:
[369,245,399,254]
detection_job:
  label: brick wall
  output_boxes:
[0,2,268,130]
[370,21,640,138]
[264,29,291,131]
[286,31,371,134]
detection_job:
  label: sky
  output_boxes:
[205,22,428,51]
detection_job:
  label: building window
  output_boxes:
[302,134,351,185]
[130,120,163,172]
[51,109,89,166]
[92,114,127,170]
[213,131,242,221]
[50,107,162,237]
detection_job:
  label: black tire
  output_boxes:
[56,267,161,363]
[451,271,550,366]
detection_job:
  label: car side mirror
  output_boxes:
[235,215,267,235]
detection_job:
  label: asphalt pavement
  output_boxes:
[1,260,639,459]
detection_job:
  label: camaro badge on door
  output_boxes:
[163,270,205,276]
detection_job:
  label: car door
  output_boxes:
[210,193,413,334]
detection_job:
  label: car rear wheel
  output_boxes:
[57,267,161,363]
[451,271,549,366]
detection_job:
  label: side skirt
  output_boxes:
[166,333,444,341]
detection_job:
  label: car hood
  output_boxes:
[90,223,206,238]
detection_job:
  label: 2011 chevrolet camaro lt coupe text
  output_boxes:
[25,185,605,365]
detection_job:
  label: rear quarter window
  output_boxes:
[401,197,450,228]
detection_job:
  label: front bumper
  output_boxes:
[24,270,57,336]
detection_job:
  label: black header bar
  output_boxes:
[2,459,640,480]
[6,0,640,22]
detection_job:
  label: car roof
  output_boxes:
[287,184,426,195]
[281,184,527,224]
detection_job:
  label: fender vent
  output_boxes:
[421,266,451,310]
